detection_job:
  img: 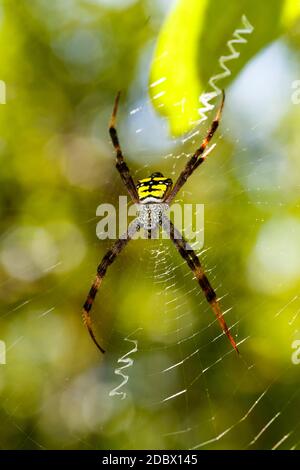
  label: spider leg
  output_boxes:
[161,214,239,354]
[82,218,140,354]
[165,91,225,204]
[109,92,139,203]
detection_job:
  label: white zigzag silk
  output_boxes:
[109,331,140,400]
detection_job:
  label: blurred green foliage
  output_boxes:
[150,0,300,135]
[0,0,300,451]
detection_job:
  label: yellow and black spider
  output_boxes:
[82,91,239,355]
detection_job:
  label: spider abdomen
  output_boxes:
[136,172,172,203]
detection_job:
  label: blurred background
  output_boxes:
[0,0,300,450]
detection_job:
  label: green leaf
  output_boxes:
[149,0,208,136]
[149,0,300,137]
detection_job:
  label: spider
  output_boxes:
[82,91,239,355]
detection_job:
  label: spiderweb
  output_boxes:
[1,6,300,451]
[96,31,300,450]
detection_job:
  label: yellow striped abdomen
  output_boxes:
[136,174,172,202]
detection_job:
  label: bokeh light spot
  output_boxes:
[1,227,58,282]
[248,216,300,294]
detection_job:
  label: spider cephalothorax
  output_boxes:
[136,202,169,232]
[82,90,239,355]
